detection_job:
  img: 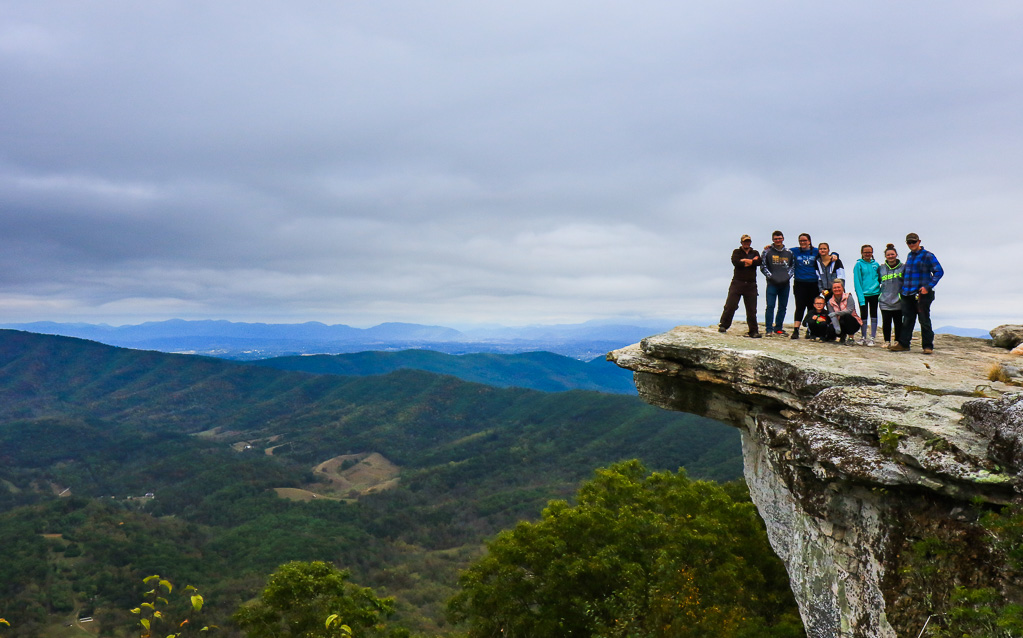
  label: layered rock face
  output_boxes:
[609,327,1023,638]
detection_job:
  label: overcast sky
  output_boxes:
[2,2,1020,328]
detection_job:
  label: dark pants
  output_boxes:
[858,295,879,321]
[793,280,819,326]
[900,291,935,349]
[833,313,861,337]
[764,281,789,333]
[881,308,902,344]
[806,316,836,341]
[719,280,759,335]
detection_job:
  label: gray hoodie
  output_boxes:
[760,245,794,285]
[878,260,904,311]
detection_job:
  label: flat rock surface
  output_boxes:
[609,325,1023,499]
[612,326,1014,398]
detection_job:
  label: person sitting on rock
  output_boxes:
[805,296,836,342]
[828,280,862,344]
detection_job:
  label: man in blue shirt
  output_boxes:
[889,232,943,354]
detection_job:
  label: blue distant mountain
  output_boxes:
[1,319,364,341]
[935,326,992,338]
[252,349,637,394]
[0,318,681,360]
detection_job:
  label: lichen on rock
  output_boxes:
[609,326,1023,638]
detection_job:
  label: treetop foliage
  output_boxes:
[448,460,804,638]
[232,561,401,638]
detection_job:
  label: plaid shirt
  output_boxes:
[900,247,943,296]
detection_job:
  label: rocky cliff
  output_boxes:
[609,327,1023,638]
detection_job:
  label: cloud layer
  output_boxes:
[2,2,1021,327]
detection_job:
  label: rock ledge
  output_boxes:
[609,327,1023,638]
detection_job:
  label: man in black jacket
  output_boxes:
[718,234,763,338]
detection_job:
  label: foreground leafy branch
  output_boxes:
[131,574,215,638]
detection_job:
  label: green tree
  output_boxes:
[232,561,397,638]
[447,460,803,638]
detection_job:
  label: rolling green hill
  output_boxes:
[0,329,745,637]
[250,349,637,394]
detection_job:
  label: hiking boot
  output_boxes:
[922,348,934,355]
[790,330,800,340]
[718,327,727,333]
[889,344,909,352]
[746,332,763,339]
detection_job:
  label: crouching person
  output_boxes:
[828,280,862,344]
[805,296,836,342]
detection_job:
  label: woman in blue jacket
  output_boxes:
[853,245,881,346]
[790,233,819,340]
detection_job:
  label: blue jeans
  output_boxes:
[900,291,935,349]
[764,282,790,333]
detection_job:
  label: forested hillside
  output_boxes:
[0,329,750,636]
[251,349,636,393]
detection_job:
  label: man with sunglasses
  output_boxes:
[889,233,943,354]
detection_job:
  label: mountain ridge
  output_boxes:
[0,318,681,359]
[251,349,636,394]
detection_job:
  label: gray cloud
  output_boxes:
[1,1,1021,327]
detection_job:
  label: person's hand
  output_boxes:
[741,258,753,266]
[920,287,929,295]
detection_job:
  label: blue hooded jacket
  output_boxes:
[853,258,881,305]
[791,246,819,282]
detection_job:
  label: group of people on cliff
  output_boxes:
[718,231,944,353]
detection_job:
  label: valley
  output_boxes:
[0,329,748,636]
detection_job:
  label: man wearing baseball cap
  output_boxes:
[718,234,763,338]
[889,232,943,354]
